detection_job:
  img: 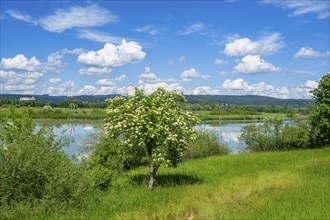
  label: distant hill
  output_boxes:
[185,95,313,107]
[0,94,313,107]
[0,94,119,103]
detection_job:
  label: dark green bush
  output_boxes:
[310,73,330,147]
[81,135,120,190]
[183,129,229,160]
[280,122,310,150]
[83,134,148,190]
[0,107,91,208]
[239,119,310,152]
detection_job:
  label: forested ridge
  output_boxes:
[0,94,313,107]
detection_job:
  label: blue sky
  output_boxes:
[0,0,329,98]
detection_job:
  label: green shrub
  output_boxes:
[183,129,229,160]
[310,73,330,147]
[239,119,310,152]
[83,133,149,190]
[0,107,91,208]
[81,135,119,190]
[239,123,273,151]
[85,165,114,191]
[280,122,310,150]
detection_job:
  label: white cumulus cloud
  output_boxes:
[184,86,220,95]
[96,78,116,87]
[221,78,319,99]
[304,80,318,89]
[222,78,249,90]
[49,78,62,84]
[77,40,146,67]
[180,68,211,81]
[0,70,43,94]
[95,74,126,87]
[290,80,319,99]
[224,33,284,56]
[1,54,41,72]
[294,47,329,58]
[136,81,183,95]
[114,74,126,82]
[79,67,112,75]
[180,68,199,82]
[222,78,284,97]
[74,85,98,95]
[43,87,67,96]
[116,67,182,95]
[62,80,75,88]
[138,67,157,80]
[234,55,280,74]
[1,49,84,74]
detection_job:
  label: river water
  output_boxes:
[37,121,256,157]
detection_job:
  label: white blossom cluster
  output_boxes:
[105,87,198,168]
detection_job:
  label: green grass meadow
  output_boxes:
[195,110,289,122]
[5,147,329,220]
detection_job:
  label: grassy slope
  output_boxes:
[3,148,329,219]
[40,148,330,220]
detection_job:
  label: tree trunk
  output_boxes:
[147,147,158,190]
[148,161,156,190]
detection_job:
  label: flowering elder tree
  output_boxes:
[105,87,198,189]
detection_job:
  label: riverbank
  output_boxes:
[3,147,329,219]
[0,107,296,122]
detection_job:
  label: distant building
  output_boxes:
[20,96,36,101]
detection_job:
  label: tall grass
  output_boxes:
[3,147,327,219]
[195,110,289,122]
[0,107,106,120]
